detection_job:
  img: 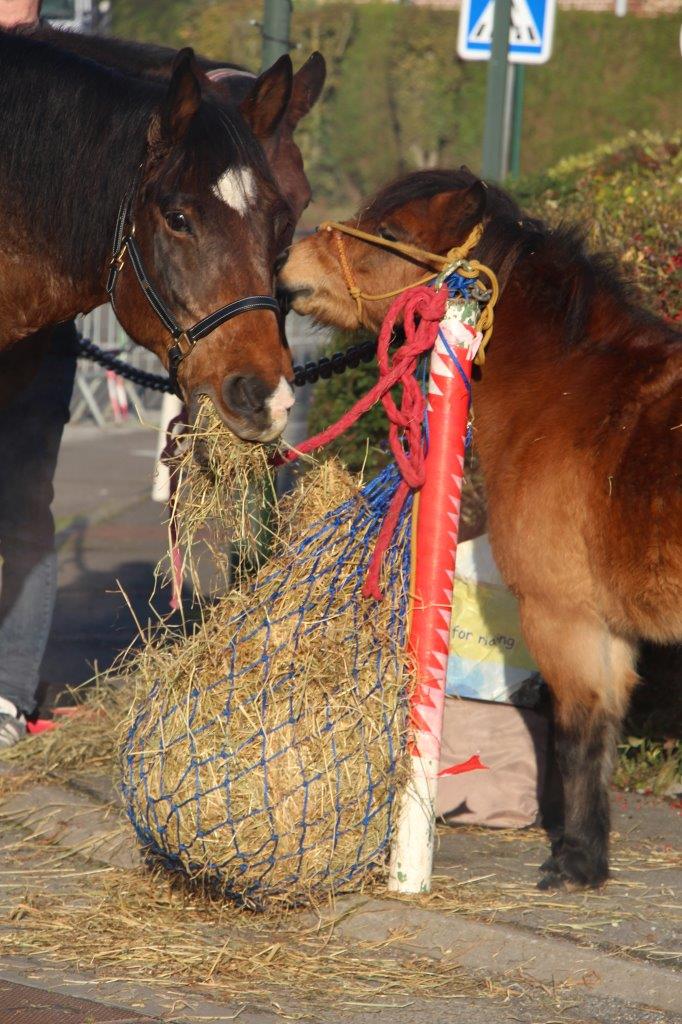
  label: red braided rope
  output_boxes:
[280,283,448,600]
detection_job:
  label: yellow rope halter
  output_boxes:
[318,220,499,363]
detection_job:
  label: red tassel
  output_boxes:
[438,753,488,777]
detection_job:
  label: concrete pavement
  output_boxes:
[40,420,170,704]
[0,406,678,1024]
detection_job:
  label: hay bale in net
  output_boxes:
[121,460,412,907]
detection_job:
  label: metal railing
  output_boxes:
[72,306,168,426]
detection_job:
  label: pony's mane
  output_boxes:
[0,31,264,281]
[364,167,671,349]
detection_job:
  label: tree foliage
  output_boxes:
[112,5,681,222]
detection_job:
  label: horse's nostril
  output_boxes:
[223,374,269,417]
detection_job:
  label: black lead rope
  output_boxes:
[76,335,379,394]
[106,188,280,396]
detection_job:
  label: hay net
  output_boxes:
[121,461,412,906]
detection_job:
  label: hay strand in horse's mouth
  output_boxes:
[165,398,281,592]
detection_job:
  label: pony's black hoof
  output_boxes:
[537,869,566,891]
[536,856,609,891]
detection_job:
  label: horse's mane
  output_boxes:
[364,167,675,349]
[0,31,264,281]
[33,24,251,83]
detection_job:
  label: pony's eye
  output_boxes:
[165,211,191,234]
[379,226,399,242]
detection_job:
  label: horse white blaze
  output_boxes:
[266,376,294,419]
[214,167,256,215]
[258,376,292,440]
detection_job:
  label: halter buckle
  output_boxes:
[174,332,194,358]
[110,241,128,276]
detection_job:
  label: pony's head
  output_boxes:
[278,168,519,333]
[112,50,297,441]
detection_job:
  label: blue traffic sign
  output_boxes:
[457,0,556,65]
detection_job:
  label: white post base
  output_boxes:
[388,753,438,894]
[151,392,184,503]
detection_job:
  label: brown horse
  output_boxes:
[30,23,326,223]
[0,31,300,440]
[279,167,682,889]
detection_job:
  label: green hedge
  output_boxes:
[518,132,682,321]
[113,3,681,218]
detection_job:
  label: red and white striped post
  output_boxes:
[388,318,477,894]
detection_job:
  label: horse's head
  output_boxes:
[111,49,297,442]
[262,52,326,221]
[208,53,326,223]
[278,169,492,333]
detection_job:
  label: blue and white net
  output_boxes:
[121,461,412,907]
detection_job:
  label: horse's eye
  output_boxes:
[379,226,399,242]
[165,211,191,234]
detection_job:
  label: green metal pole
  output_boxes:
[481,0,513,182]
[251,0,293,563]
[508,63,526,179]
[261,0,292,71]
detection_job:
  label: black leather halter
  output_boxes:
[106,188,280,397]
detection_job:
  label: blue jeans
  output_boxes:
[0,325,77,715]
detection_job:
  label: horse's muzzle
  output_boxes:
[220,373,295,442]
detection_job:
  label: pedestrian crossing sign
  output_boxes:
[457,0,556,65]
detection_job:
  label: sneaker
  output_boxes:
[0,705,27,749]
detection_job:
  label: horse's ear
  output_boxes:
[239,54,293,141]
[285,52,326,130]
[465,177,489,222]
[429,190,459,223]
[429,180,487,228]
[159,47,203,146]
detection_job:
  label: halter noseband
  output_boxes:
[106,187,280,397]
[318,220,499,363]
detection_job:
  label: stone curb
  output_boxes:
[331,896,682,1016]
[1,781,680,1019]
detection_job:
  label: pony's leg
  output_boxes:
[538,716,565,872]
[520,602,638,889]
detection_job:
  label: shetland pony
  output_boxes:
[279,167,682,888]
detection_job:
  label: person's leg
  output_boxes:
[0,323,77,740]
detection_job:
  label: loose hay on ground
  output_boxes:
[0,677,131,799]
[0,840,484,1013]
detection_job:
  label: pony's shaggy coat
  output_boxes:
[279,166,682,889]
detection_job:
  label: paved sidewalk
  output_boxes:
[0,770,679,1023]
[40,421,171,703]
[1,418,678,1024]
